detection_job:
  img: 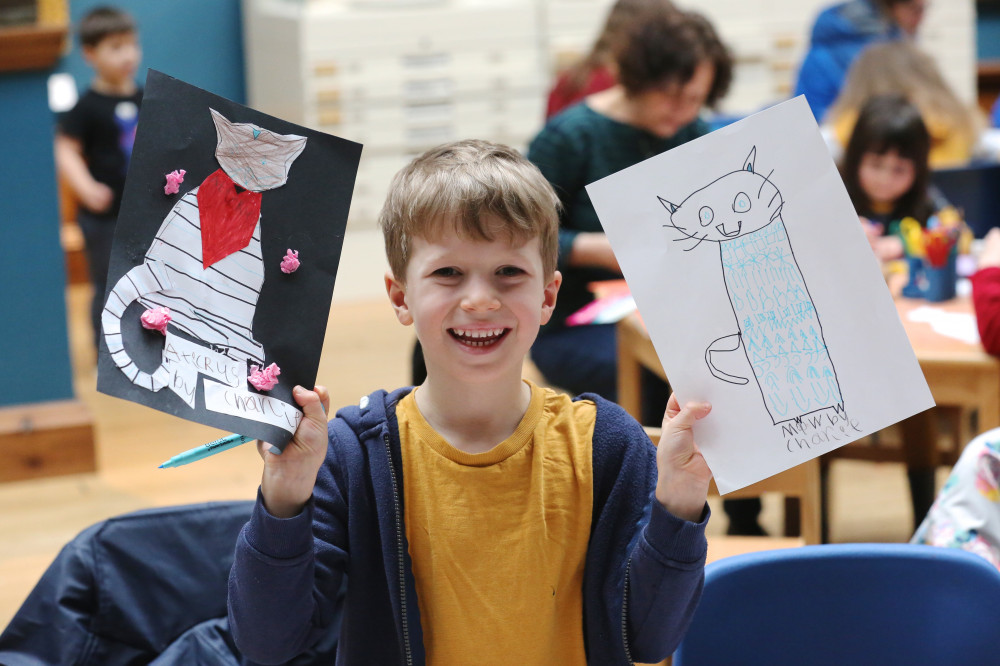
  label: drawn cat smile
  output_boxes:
[716,220,742,237]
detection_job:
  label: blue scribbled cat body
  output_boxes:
[660,147,843,424]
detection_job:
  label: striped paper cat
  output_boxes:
[102,108,307,392]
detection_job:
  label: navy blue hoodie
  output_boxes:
[228,387,708,665]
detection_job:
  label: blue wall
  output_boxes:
[980,7,1000,61]
[59,0,245,103]
[0,0,245,407]
[0,72,75,407]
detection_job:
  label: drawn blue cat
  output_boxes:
[659,146,843,424]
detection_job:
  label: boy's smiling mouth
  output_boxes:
[448,327,509,347]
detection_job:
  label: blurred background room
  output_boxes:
[2,0,1000,632]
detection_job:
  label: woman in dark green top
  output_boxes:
[527,9,732,414]
[528,9,775,535]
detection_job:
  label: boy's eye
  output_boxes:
[497,266,526,277]
[431,267,460,278]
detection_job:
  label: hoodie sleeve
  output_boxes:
[585,395,708,664]
[227,427,349,665]
[626,500,709,662]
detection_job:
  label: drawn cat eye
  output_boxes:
[733,192,751,213]
[699,206,714,226]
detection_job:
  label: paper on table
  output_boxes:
[907,306,980,345]
[586,96,934,493]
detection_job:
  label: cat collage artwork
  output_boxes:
[97,70,362,449]
[588,96,934,493]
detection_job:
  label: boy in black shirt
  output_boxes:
[56,6,142,351]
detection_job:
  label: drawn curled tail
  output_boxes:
[706,332,749,385]
[102,261,172,391]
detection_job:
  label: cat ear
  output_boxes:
[743,147,757,174]
[657,196,678,214]
[209,107,233,135]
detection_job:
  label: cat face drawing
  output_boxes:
[102,108,307,394]
[658,146,844,425]
[210,108,305,191]
[659,147,783,249]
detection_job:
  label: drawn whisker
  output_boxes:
[769,190,780,207]
[663,221,693,241]
[683,234,710,251]
[770,203,784,222]
[758,169,775,198]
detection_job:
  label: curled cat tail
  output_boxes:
[102,260,173,391]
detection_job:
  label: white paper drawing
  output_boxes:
[586,96,934,493]
[659,146,844,425]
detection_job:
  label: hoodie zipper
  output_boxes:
[383,431,414,665]
[621,558,635,664]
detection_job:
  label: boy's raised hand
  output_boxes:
[259,385,330,518]
[655,393,712,522]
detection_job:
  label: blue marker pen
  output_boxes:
[158,432,256,468]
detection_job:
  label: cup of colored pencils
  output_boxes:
[899,209,966,302]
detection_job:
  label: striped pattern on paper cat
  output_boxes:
[102,187,266,391]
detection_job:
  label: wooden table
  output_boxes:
[617,295,1000,443]
[706,536,804,564]
[894,297,1000,433]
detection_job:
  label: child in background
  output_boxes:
[840,93,944,262]
[545,0,675,119]
[913,231,1000,564]
[841,93,951,526]
[794,0,927,123]
[911,428,1000,571]
[827,41,981,168]
[55,6,142,352]
[227,140,714,665]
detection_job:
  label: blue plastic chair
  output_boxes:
[672,543,1000,665]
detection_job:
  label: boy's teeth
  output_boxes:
[452,328,504,340]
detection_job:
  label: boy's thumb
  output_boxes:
[665,402,711,431]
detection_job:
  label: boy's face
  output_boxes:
[83,31,141,86]
[386,217,561,385]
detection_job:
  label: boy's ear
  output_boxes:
[81,44,96,65]
[385,271,413,326]
[539,270,562,326]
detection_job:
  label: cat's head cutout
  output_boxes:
[210,108,307,192]
[659,147,784,250]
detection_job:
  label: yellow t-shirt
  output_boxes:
[398,382,596,665]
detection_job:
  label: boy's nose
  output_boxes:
[461,279,500,312]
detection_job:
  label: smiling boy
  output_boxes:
[228,140,713,665]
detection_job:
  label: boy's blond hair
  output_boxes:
[379,139,560,282]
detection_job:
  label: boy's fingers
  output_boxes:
[665,393,681,419]
[314,384,330,416]
[664,401,712,432]
[256,439,270,460]
[292,385,328,423]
